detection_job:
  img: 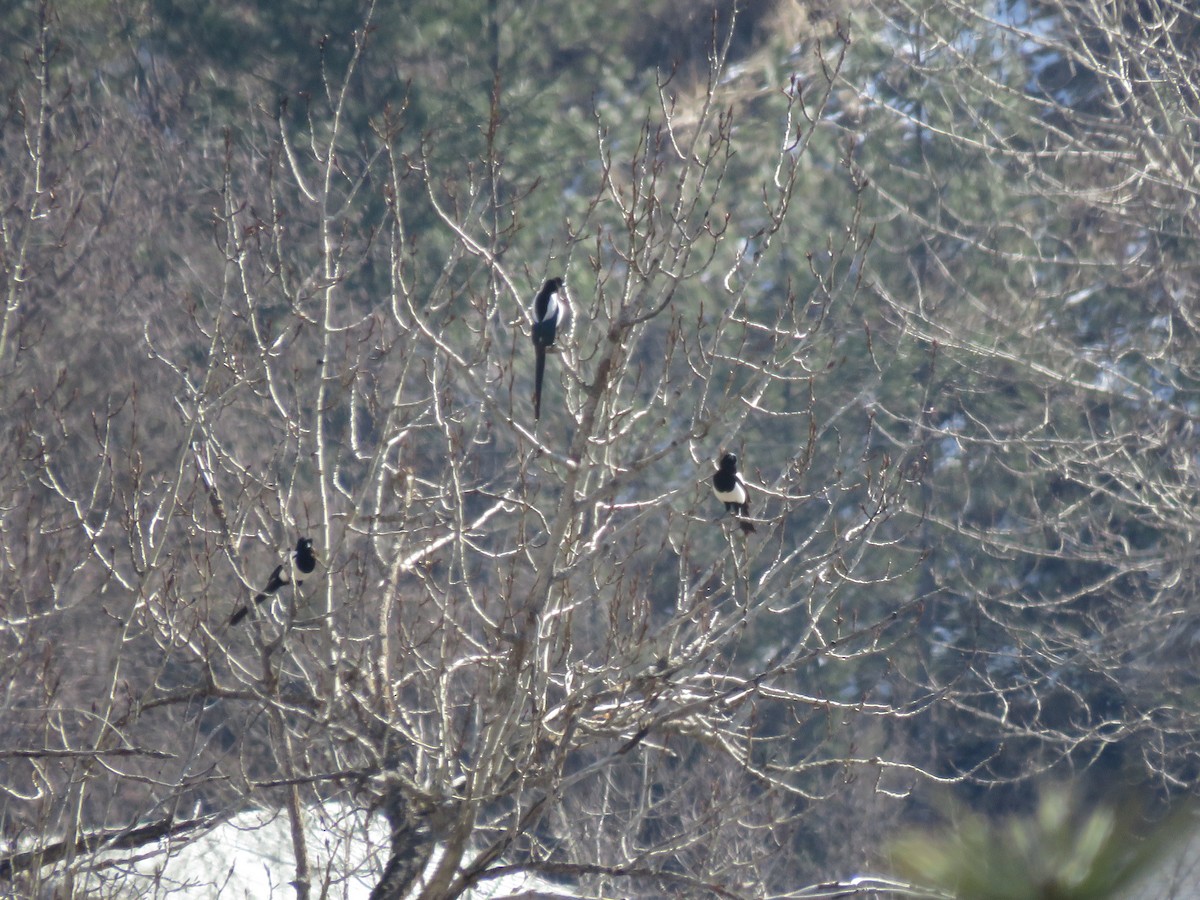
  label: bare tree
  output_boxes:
[847,0,1200,801]
[0,1,950,895]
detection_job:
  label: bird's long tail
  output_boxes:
[534,346,546,420]
[739,501,756,534]
[230,564,286,625]
[229,588,269,625]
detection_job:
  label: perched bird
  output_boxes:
[229,537,317,625]
[531,277,564,420]
[293,536,317,576]
[712,453,756,534]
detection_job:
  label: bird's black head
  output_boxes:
[719,453,738,471]
[545,277,564,291]
[296,537,313,554]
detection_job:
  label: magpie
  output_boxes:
[229,537,317,625]
[531,277,564,420]
[294,536,317,575]
[712,453,756,534]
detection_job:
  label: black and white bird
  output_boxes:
[531,277,564,420]
[229,537,317,625]
[712,453,756,534]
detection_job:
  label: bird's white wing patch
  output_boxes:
[714,483,748,505]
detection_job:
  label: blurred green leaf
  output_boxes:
[890,787,1192,900]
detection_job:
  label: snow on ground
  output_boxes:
[63,803,579,899]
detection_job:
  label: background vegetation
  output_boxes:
[3,0,1200,896]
